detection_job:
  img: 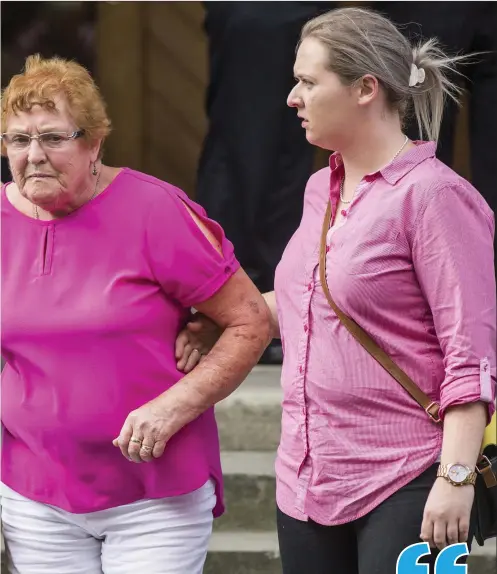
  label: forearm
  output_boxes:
[263,291,281,339]
[160,319,271,431]
[440,402,487,468]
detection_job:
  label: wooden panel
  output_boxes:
[453,95,471,179]
[145,2,208,86]
[146,34,207,146]
[143,2,208,194]
[146,91,204,190]
[96,2,145,170]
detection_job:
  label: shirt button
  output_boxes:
[304,324,308,333]
[341,209,347,217]
[326,245,331,253]
[299,365,303,374]
[307,283,312,291]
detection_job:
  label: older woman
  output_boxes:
[177,7,496,574]
[0,54,271,573]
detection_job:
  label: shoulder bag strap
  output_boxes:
[318,200,441,424]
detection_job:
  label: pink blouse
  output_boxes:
[1,168,239,515]
[274,141,496,525]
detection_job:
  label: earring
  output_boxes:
[92,163,97,176]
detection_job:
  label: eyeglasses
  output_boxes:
[0,130,84,151]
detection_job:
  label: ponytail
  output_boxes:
[410,39,471,141]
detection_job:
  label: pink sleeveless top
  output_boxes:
[1,168,239,514]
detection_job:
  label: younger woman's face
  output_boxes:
[287,37,371,151]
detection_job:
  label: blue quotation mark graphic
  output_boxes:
[397,542,469,574]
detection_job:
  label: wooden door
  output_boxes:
[97,1,208,196]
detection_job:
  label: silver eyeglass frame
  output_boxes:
[0,130,85,149]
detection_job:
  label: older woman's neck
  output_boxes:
[339,117,412,185]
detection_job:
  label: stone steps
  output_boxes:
[205,532,281,574]
[215,366,282,452]
[215,451,276,532]
[468,541,497,574]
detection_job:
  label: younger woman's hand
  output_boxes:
[420,478,475,550]
[175,313,223,373]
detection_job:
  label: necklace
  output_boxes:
[339,135,410,205]
[33,171,101,220]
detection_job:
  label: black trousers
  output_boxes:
[376,1,497,216]
[196,2,334,293]
[277,465,475,574]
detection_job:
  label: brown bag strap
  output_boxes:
[319,200,441,424]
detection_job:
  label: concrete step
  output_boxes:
[205,531,281,574]
[216,451,276,532]
[216,366,282,452]
[468,540,497,574]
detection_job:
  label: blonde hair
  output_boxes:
[300,7,468,142]
[1,54,111,157]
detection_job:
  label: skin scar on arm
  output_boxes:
[180,200,224,258]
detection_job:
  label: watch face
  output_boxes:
[448,464,470,483]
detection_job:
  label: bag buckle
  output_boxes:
[477,455,497,488]
[425,402,441,424]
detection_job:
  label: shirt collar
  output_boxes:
[328,141,437,185]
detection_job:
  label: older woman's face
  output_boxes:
[6,97,99,212]
[287,37,360,151]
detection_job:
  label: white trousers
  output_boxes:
[0,480,215,574]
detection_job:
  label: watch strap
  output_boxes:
[437,464,477,486]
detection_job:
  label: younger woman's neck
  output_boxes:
[339,121,412,184]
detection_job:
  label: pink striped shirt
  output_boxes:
[274,141,496,525]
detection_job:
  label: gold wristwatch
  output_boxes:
[436,463,477,486]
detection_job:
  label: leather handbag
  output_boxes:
[319,200,497,547]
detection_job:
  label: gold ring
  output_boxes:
[130,437,142,445]
[141,445,153,452]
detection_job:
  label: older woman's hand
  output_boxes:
[112,393,190,463]
[175,313,222,373]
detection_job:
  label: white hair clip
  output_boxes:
[409,63,426,87]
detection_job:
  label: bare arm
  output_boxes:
[175,291,280,373]
[440,402,487,469]
[191,198,280,343]
[262,291,280,339]
[420,402,488,548]
[157,268,272,431]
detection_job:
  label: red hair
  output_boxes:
[1,54,111,156]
